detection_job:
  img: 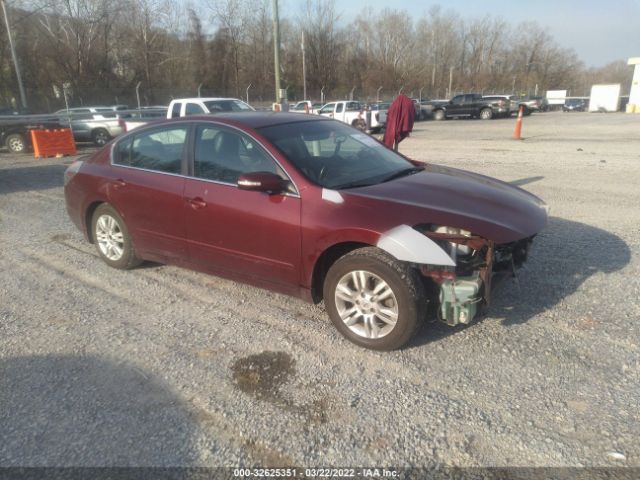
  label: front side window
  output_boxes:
[451,96,464,105]
[319,104,335,115]
[259,120,414,190]
[336,103,344,113]
[115,126,188,174]
[193,125,280,184]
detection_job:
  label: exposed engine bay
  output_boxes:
[415,225,534,326]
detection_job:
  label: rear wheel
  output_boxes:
[351,119,366,131]
[323,247,426,350]
[479,108,493,120]
[433,109,445,121]
[92,128,111,146]
[6,133,26,153]
[91,204,142,269]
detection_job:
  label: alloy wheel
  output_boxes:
[334,270,399,339]
[95,214,125,261]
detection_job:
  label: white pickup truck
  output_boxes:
[316,101,368,130]
[316,101,386,132]
[122,97,254,132]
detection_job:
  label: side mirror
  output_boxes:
[237,171,286,194]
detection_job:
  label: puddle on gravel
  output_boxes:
[231,351,329,424]
[231,351,295,400]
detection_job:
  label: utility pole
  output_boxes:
[448,67,453,99]
[272,0,281,103]
[301,30,307,101]
[1,0,27,109]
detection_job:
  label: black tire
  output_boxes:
[433,109,445,121]
[351,119,366,131]
[479,108,493,120]
[6,133,26,153]
[91,204,142,270]
[92,128,111,147]
[323,247,426,350]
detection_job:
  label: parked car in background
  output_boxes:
[367,102,389,132]
[563,98,587,112]
[0,116,60,153]
[167,97,254,118]
[316,101,367,130]
[483,95,520,116]
[64,112,547,350]
[418,99,449,119]
[411,99,422,119]
[291,101,322,113]
[56,107,124,146]
[432,94,509,120]
[119,107,168,133]
[513,96,548,114]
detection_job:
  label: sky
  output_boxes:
[301,0,640,67]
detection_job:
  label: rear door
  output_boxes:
[182,123,301,287]
[108,124,190,261]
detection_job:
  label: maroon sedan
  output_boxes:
[64,113,547,350]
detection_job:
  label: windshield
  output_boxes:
[203,100,253,112]
[258,120,415,189]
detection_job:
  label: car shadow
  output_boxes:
[0,354,199,466]
[0,164,67,195]
[409,217,631,346]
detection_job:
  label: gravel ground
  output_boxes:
[0,112,639,468]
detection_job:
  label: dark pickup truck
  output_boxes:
[432,94,509,120]
[0,115,60,153]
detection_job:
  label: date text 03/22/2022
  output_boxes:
[232,468,399,478]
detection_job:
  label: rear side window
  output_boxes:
[115,126,188,174]
[185,103,204,115]
[171,102,181,118]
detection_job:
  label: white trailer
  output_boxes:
[546,90,567,106]
[588,84,621,112]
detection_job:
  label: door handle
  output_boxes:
[187,197,207,210]
[111,179,126,189]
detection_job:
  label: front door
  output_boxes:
[183,123,301,287]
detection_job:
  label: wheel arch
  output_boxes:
[85,200,106,243]
[310,241,371,303]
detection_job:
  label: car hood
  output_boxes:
[344,164,548,244]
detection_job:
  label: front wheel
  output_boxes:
[6,133,26,153]
[91,204,142,269]
[323,247,426,350]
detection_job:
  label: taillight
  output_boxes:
[64,160,83,186]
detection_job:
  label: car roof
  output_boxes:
[172,97,245,103]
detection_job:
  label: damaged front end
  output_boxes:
[415,225,534,326]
